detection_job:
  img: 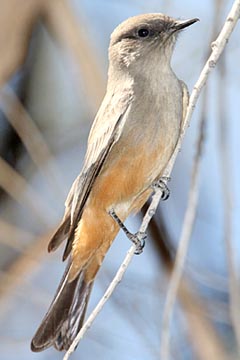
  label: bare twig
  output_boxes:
[64,2,240,358]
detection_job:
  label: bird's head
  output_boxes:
[109,13,198,76]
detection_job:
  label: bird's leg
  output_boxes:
[108,209,146,255]
[151,176,171,200]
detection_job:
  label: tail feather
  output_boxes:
[48,217,71,253]
[31,264,93,352]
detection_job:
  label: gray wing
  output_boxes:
[48,89,133,259]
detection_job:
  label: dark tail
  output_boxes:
[31,264,93,352]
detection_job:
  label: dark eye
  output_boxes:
[137,28,149,38]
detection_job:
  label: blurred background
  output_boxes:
[0,0,239,359]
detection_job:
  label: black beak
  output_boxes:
[173,18,199,31]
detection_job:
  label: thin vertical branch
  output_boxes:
[160,1,240,357]
[149,217,228,360]
[217,51,240,353]
[162,0,240,180]
[160,91,206,359]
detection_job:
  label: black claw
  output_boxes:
[161,186,170,201]
[152,178,170,201]
[131,232,146,255]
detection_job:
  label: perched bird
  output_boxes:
[31,13,198,352]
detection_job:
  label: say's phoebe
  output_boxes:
[31,13,198,352]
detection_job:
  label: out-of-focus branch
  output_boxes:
[0,86,65,200]
[44,0,105,110]
[0,156,55,224]
[217,44,240,354]
[63,2,240,358]
[0,0,47,86]
[160,89,205,359]
[149,217,229,360]
[0,218,32,251]
[178,280,229,360]
[160,1,240,358]
[163,0,240,181]
[0,231,52,314]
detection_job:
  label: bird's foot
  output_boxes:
[109,209,146,255]
[151,177,171,200]
[129,231,146,255]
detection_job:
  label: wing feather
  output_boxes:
[48,88,133,258]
